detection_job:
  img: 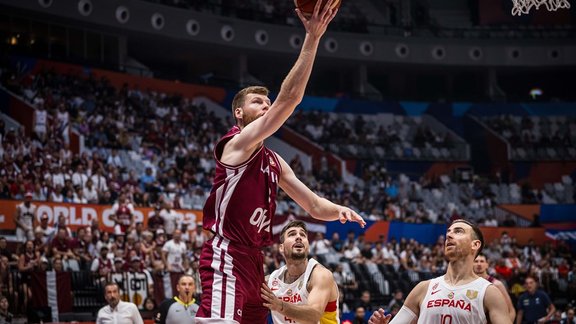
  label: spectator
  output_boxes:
[72,164,89,188]
[91,167,108,194]
[91,246,113,280]
[139,167,155,192]
[18,240,40,310]
[331,232,344,253]
[0,296,13,324]
[162,229,186,273]
[54,213,72,237]
[141,297,157,320]
[387,289,404,312]
[111,193,135,235]
[50,227,79,271]
[516,276,556,324]
[353,306,367,324]
[35,212,55,244]
[0,237,16,263]
[83,178,99,204]
[159,203,180,237]
[15,192,37,242]
[561,308,575,324]
[310,232,331,261]
[189,223,209,253]
[147,204,164,233]
[355,290,374,312]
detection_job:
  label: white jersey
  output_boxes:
[17,202,36,229]
[267,258,339,324]
[418,276,491,324]
[161,239,186,272]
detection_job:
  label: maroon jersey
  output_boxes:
[116,205,132,233]
[97,257,113,275]
[203,126,282,248]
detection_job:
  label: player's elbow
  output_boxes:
[306,310,324,323]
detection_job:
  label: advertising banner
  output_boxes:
[0,200,203,232]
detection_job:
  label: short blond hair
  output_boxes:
[231,86,269,124]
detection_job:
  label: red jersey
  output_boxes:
[203,126,282,248]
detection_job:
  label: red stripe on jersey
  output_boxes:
[325,300,337,312]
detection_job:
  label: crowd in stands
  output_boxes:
[483,115,576,160]
[1,66,575,224]
[286,110,461,160]
[0,64,575,321]
[0,207,575,322]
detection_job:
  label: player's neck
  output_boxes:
[284,260,307,284]
[445,259,477,286]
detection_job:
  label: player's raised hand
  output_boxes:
[295,0,338,38]
[368,308,392,324]
[338,207,366,228]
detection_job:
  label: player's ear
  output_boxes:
[471,239,481,251]
[279,243,285,255]
[234,107,243,120]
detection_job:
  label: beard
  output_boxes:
[241,112,261,127]
[444,246,469,261]
[286,249,308,261]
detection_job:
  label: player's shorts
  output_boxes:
[196,235,268,324]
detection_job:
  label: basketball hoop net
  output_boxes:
[511,0,571,15]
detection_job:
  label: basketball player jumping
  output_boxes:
[368,219,511,324]
[196,1,365,323]
[261,220,340,324]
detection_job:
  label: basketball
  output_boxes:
[294,0,342,17]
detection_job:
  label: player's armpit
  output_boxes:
[400,280,430,318]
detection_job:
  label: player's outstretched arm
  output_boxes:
[277,155,365,227]
[231,0,338,151]
[485,285,513,324]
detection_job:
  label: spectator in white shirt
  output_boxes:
[161,229,186,273]
[47,164,65,188]
[310,232,331,258]
[96,282,143,324]
[83,178,99,204]
[159,203,180,237]
[90,167,108,193]
[50,184,64,202]
[107,149,123,169]
[74,186,88,204]
[72,164,89,188]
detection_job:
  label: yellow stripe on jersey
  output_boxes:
[320,310,339,324]
[320,300,339,324]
